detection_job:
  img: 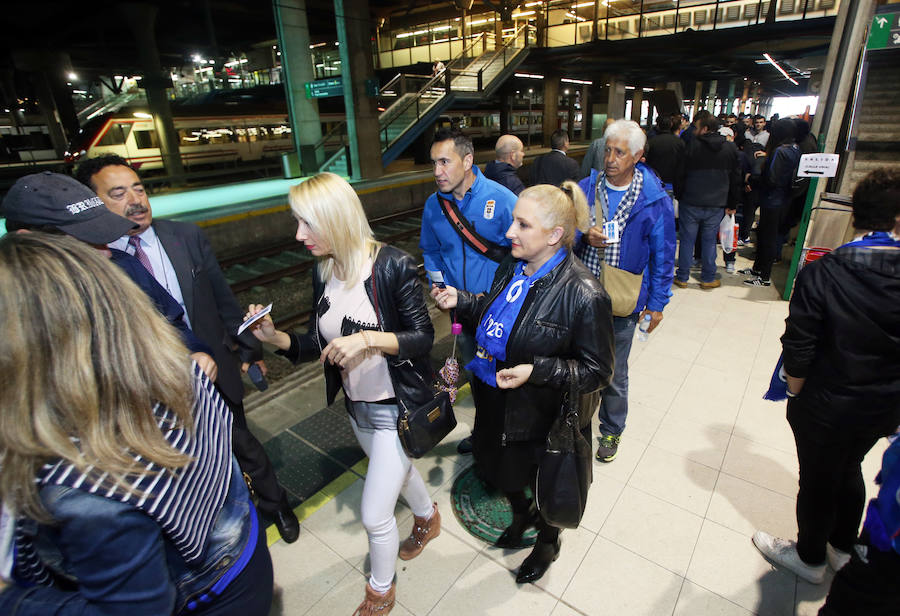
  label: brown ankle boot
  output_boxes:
[398,502,440,560]
[352,582,395,616]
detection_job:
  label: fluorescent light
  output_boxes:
[512,11,535,17]
[565,11,586,21]
[763,53,799,86]
[133,112,153,119]
[562,78,593,85]
[515,72,544,79]
[68,72,78,80]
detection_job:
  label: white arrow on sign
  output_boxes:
[876,16,888,27]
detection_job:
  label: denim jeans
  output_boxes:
[597,314,640,436]
[677,204,725,283]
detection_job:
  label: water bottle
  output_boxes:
[637,313,652,342]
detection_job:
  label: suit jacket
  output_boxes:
[531,150,580,186]
[154,219,262,404]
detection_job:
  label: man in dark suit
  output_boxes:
[76,155,300,543]
[530,128,580,186]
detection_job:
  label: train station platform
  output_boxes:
[246,248,887,616]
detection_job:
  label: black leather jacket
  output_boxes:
[782,241,900,436]
[456,251,615,442]
[278,245,436,413]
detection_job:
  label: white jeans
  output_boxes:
[350,416,433,593]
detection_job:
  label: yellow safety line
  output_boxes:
[265,458,370,546]
[197,204,289,228]
[264,380,471,545]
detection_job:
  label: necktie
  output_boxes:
[129,236,154,276]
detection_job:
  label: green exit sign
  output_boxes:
[867,13,900,50]
[305,78,343,99]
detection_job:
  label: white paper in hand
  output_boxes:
[238,303,272,336]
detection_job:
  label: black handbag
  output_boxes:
[535,360,593,529]
[368,256,457,458]
[397,391,457,459]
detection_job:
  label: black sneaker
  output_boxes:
[743,276,771,287]
[596,433,621,462]
[737,267,760,276]
[457,435,473,455]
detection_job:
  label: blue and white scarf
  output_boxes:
[13,362,233,585]
[466,248,567,387]
[575,170,643,275]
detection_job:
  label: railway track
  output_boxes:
[223,206,426,333]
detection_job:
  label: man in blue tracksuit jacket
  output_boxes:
[421,128,517,454]
[574,120,676,462]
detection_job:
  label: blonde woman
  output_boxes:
[432,182,614,584]
[0,233,272,615]
[246,172,439,616]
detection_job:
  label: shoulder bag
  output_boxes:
[369,257,457,458]
[535,360,593,529]
[437,195,510,264]
[600,263,643,317]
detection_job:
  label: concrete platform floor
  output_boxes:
[245,247,888,616]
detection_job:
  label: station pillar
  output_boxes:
[607,75,626,120]
[12,51,80,158]
[119,2,185,184]
[581,84,591,140]
[274,0,323,175]
[692,81,703,115]
[630,87,643,123]
[335,0,383,180]
[542,73,559,147]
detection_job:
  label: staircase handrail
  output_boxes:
[445,32,489,72]
[473,23,529,93]
[312,117,349,153]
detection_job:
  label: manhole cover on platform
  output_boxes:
[450,464,537,547]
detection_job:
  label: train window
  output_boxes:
[134,130,159,149]
[97,123,132,147]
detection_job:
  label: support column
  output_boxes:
[499,87,511,134]
[542,73,559,147]
[274,0,323,175]
[725,79,736,115]
[705,79,718,113]
[739,79,750,115]
[336,0,383,179]
[607,75,626,120]
[565,89,575,142]
[630,87,643,123]
[582,84,591,140]
[692,80,703,116]
[119,2,184,184]
[12,51,81,158]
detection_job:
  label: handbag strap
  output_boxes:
[566,359,579,420]
[437,195,510,263]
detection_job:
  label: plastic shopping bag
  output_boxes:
[719,213,737,254]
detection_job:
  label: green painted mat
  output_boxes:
[450,465,537,547]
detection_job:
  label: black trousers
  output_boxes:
[818,536,900,616]
[740,187,759,240]
[752,206,784,280]
[787,399,881,564]
[507,490,560,545]
[224,393,288,514]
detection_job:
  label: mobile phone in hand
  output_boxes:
[248,363,268,391]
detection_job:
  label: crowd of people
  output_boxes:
[0,111,896,616]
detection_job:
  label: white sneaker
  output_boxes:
[726,262,736,274]
[752,531,826,584]
[826,543,851,571]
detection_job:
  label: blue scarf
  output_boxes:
[467,248,567,387]
[764,232,900,401]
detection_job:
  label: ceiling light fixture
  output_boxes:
[763,53,799,86]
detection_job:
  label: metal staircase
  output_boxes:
[840,50,900,193]
[317,25,531,177]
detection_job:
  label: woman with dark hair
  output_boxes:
[432,181,614,584]
[0,233,272,615]
[742,118,801,287]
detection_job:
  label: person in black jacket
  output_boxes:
[645,114,685,197]
[245,172,439,616]
[531,129,580,186]
[752,168,900,586]
[484,134,526,195]
[432,181,615,585]
[674,115,740,289]
[742,119,801,287]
